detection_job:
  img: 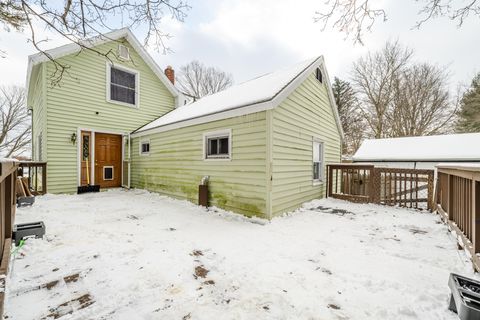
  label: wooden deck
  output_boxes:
[0,160,18,316]
[436,164,480,271]
[327,164,434,211]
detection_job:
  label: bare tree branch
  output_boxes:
[352,40,413,138]
[0,86,30,158]
[314,0,386,44]
[388,63,455,136]
[315,0,480,44]
[0,1,190,85]
[176,60,234,100]
[350,41,456,141]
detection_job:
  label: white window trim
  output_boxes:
[203,129,232,161]
[313,138,325,186]
[139,139,150,156]
[103,165,114,181]
[106,61,140,108]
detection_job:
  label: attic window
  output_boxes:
[107,64,138,106]
[118,44,130,60]
[316,68,323,84]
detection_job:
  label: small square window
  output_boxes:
[140,141,150,155]
[204,130,231,160]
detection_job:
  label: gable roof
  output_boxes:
[133,56,344,138]
[353,133,480,162]
[25,28,183,106]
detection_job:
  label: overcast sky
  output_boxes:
[0,0,478,90]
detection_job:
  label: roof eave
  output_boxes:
[131,99,276,138]
[25,28,182,103]
[132,55,346,139]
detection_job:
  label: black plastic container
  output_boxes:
[13,221,46,246]
[449,273,480,319]
[17,195,35,207]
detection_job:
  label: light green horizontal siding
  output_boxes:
[40,38,175,193]
[30,64,47,162]
[271,72,341,216]
[131,112,268,218]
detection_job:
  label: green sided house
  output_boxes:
[26,28,343,219]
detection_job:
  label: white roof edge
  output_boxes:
[25,28,183,106]
[353,132,480,162]
[436,162,480,170]
[131,100,275,138]
[133,55,345,138]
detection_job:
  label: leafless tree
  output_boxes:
[176,60,233,100]
[0,86,30,158]
[315,0,480,44]
[388,63,455,136]
[332,77,365,155]
[351,41,455,140]
[352,40,413,138]
[0,1,190,85]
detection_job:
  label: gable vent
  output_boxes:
[118,44,130,60]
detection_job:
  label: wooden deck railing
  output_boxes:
[18,161,47,195]
[327,164,435,211]
[0,159,19,316]
[436,165,480,270]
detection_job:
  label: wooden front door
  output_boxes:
[95,133,122,188]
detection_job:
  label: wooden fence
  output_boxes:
[327,164,435,210]
[0,159,19,315]
[18,161,47,195]
[436,165,480,271]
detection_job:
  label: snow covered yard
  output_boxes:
[5,189,475,319]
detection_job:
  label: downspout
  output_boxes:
[29,108,34,160]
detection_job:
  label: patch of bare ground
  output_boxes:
[410,228,428,235]
[42,293,94,319]
[194,265,209,279]
[191,250,203,257]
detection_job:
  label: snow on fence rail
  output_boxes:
[436,165,480,271]
[0,159,19,316]
[326,164,434,211]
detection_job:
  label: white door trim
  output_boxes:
[76,127,126,187]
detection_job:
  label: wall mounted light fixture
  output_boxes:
[71,132,77,145]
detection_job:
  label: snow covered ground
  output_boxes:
[5,189,475,319]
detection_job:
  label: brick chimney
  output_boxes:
[164,66,175,85]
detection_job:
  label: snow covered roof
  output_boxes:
[133,56,344,138]
[353,133,480,162]
[436,162,480,170]
[26,28,183,106]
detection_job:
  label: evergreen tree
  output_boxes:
[332,77,364,155]
[456,73,480,133]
